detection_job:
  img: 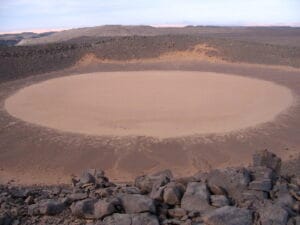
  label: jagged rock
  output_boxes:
[249,179,272,191]
[253,150,281,173]
[120,194,156,214]
[207,167,250,202]
[167,208,187,218]
[94,198,119,219]
[102,213,159,225]
[79,171,96,185]
[28,199,65,216]
[203,206,252,225]
[258,203,288,225]
[210,195,230,207]
[71,198,97,219]
[149,173,173,201]
[181,182,211,212]
[163,182,184,205]
[135,170,173,194]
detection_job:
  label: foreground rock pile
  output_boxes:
[1,150,299,225]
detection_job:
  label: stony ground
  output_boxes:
[0,150,299,225]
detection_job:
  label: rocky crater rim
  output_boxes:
[4,70,294,138]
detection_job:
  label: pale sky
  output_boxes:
[0,0,299,33]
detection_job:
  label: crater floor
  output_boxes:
[5,71,293,138]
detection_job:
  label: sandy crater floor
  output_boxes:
[5,71,293,138]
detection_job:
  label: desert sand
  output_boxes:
[5,71,293,138]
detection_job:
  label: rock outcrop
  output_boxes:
[0,150,299,225]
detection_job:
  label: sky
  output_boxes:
[0,0,300,33]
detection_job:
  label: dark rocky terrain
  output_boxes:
[0,150,299,225]
[1,34,300,84]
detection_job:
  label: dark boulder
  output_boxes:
[120,194,156,214]
[94,198,120,219]
[135,170,173,194]
[203,206,252,225]
[253,150,281,173]
[70,198,97,219]
[181,182,211,212]
[207,167,250,202]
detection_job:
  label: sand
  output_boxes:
[5,71,293,138]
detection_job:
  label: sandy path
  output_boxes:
[5,71,293,138]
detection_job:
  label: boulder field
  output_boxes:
[0,150,299,225]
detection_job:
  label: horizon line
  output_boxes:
[1,23,300,35]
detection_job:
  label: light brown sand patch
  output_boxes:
[74,44,221,67]
[5,71,293,138]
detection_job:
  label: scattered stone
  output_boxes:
[203,206,252,225]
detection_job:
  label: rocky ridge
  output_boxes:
[0,150,300,225]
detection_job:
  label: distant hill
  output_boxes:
[0,32,55,46]
[14,25,300,47]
